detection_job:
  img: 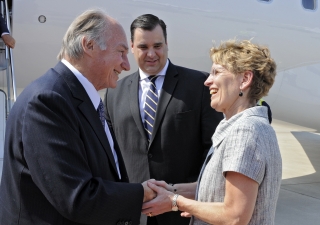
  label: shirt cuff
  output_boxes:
[1,32,10,37]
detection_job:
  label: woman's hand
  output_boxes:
[148,179,175,192]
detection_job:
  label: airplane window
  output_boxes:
[302,0,317,10]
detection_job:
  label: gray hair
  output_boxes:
[57,9,110,60]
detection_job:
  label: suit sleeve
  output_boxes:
[22,91,143,224]
[0,13,9,34]
[200,73,224,163]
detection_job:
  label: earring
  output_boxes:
[239,90,243,97]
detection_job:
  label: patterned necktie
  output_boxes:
[97,99,105,128]
[144,76,159,141]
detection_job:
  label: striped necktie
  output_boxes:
[97,99,105,128]
[144,76,158,141]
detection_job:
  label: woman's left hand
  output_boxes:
[148,179,174,192]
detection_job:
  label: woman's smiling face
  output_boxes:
[204,63,243,115]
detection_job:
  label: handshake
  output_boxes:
[141,179,195,218]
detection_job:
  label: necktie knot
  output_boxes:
[148,75,158,83]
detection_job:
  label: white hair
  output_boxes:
[57,9,110,60]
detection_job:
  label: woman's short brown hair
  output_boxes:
[210,39,277,101]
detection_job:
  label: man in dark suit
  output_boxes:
[104,14,223,225]
[0,9,155,225]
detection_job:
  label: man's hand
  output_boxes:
[181,211,192,217]
[142,181,174,216]
[2,34,15,48]
[142,179,157,202]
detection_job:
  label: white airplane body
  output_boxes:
[10,0,320,130]
[0,0,320,177]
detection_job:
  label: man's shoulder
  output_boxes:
[106,72,138,97]
[112,73,134,89]
[20,62,80,104]
[23,67,62,92]
[118,72,138,84]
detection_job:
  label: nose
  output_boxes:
[204,74,213,87]
[147,48,155,58]
[121,54,130,71]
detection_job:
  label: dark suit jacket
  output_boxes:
[105,61,223,225]
[0,62,143,225]
[0,13,9,34]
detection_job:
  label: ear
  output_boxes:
[82,36,94,57]
[240,71,254,90]
[131,40,134,54]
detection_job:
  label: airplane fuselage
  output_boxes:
[9,0,320,130]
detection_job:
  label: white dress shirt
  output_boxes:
[139,59,169,122]
[61,59,121,179]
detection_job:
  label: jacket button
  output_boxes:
[148,153,152,158]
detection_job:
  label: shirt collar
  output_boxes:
[139,59,169,81]
[61,59,100,109]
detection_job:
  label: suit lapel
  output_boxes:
[108,124,129,182]
[150,62,178,145]
[53,62,119,179]
[77,103,118,178]
[129,72,148,140]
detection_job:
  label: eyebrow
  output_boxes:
[137,43,147,47]
[120,43,129,51]
[137,42,163,47]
